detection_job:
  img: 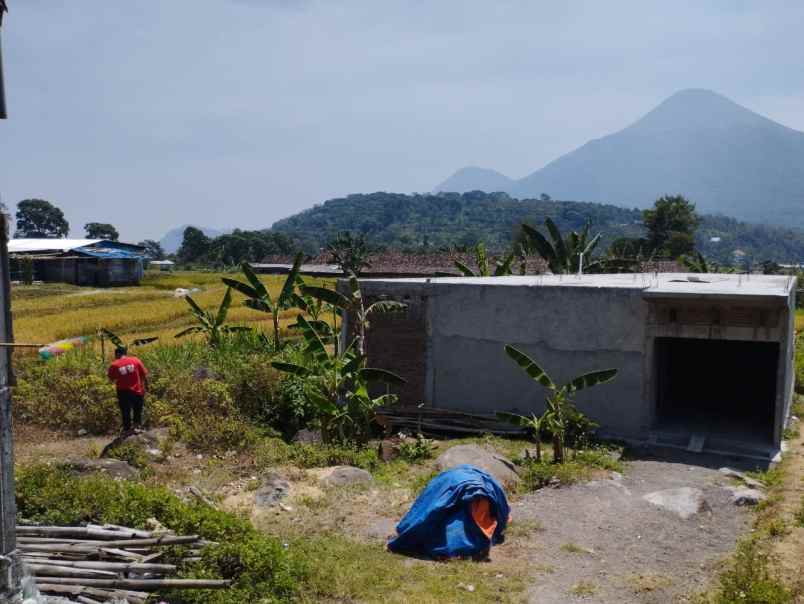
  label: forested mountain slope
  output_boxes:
[272,191,804,264]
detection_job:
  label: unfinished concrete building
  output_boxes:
[361,273,797,460]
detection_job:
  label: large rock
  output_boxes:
[725,486,767,506]
[319,466,373,488]
[719,467,765,491]
[64,457,138,480]
[434,444,520,489]
[254,473,291,508]
[643,487,708,519]
[100,428,170,459]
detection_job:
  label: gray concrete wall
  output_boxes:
[427,282,650,438]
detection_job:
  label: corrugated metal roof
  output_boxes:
[8,239,103,253]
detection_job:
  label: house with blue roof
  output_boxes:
[8,239,146,286]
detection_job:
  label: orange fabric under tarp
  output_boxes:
[470,497,498,540]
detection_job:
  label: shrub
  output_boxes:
[14,350,118,434]
[712,537,793,604]
[397,434,436,463]
[16,464,304,603]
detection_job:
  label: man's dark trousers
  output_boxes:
[117,390,144,432]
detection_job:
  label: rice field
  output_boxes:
[11,270,333,348]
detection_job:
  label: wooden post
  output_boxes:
[0,214,21,601]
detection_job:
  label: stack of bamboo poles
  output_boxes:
[375,406,528,437]
[16,523,229,603]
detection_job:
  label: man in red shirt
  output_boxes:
[107,346,149,434]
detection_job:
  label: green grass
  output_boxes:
[292,535,526,603]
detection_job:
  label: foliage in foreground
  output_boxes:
[502,344,617,463]
[709,537,794,604]
[15,464,303,603]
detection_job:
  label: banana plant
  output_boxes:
[680,250,734,274]
[521,218,602,274]
[174,287,251,347]
[99,328,159,350]
[222,251,304,350]
[454,242,515,277]
[504,344,617,463]
[300,272,406,356]
[496,411,544,462]
[272,315,405,443]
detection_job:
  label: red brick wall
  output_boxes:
[363,291,427,407]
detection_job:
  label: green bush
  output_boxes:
[397,434,436,463]
[14,350,118,434]
[16,464,303,603]
[712,537,793,604]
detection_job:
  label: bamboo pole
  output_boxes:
[19,558,176,573]
[37,577,230,590]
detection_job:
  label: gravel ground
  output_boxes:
[494,449,761,603]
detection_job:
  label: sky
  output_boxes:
[1,1,803,242]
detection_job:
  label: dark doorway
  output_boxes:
[655,337,778,447]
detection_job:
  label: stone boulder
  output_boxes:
[318,466,373,488]
[254,473,291,508]
[100,428,170,459]
[725,486,767,506]
[643,487,709,519]
[292,429,323,445]
[719,467,765,491]
[64,457,138,480]
[434,444,520,489]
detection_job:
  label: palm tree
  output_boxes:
[222,252,304,350]
[504,345,617,462]
[521,218,601,274]
[175,287,251,347]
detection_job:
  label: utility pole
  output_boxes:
[0,2,22,602]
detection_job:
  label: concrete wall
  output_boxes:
[427,282,650,438]
[360,275,796,458]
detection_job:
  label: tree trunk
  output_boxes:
[552,434,564,464]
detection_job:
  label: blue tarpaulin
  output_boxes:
[388,464,510,558]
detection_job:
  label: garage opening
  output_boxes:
[654,337,778,449]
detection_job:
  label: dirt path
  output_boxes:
[500,453,755,603]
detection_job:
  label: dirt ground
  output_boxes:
[12,427,766,603]
[509,449,756,603]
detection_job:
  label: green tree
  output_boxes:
[177,226,211,264]
[504,345,617,463]
[84,222,119,241]
[326,231,372,276]
[642,195,700,258]
[15,199,69,238]
[138,239,166,260]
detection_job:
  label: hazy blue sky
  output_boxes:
[1,1,803,241]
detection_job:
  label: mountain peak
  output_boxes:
[628,88,777,133]
[434,166,514,193]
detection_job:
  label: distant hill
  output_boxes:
[159,225,231,253]
[271,191,804,264]
[435,89,804,228]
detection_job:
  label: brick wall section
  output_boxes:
[348,281,429,407]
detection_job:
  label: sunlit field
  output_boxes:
[11,270,333,348]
